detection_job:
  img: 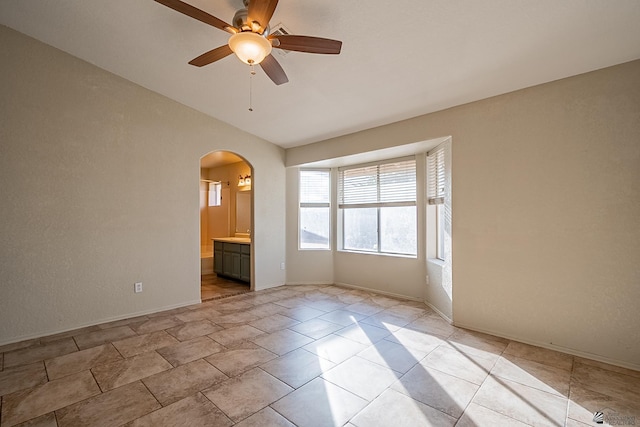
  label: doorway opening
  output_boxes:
[200,150,253,301]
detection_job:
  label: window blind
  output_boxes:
[338,158,416,208]
[427,145,446,205]
[300,170,330,207]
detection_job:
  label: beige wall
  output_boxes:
[0,26,286,344]
[2,23,639,369]
[285,167,335,285]
[286,60,640,369]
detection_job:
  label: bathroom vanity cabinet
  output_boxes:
[213,238,250,282]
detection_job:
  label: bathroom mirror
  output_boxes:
[236,191,251,235]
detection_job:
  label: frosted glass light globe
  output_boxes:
[229,32,272,65]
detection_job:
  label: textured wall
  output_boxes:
[286,60,640,369]
[0,26,286,344]
[284,167,335,285]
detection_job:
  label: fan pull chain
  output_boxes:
[248,63,256,112]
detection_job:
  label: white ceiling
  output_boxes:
[1,1,639,149]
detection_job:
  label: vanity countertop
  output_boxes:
[212,237,251,244]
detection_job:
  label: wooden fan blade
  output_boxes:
[154,0,235,33]
[188,45,233,67]
[270,35,342,54]
[247,0,278,32]
[260,54,288,85]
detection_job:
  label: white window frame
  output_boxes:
[427,143,448,261]
[338,156,417,256]
[208,181,222,207]
[298,169,331,250]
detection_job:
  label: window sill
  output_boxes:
[338,249,417,259]
[428,257,446,266]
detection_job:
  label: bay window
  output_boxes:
[338,158,417,256]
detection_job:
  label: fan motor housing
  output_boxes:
[233,2,270,36]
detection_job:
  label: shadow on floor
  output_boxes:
[201,273,250,302]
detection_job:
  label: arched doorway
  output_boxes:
[200,150,253,300]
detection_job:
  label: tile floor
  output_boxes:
[1,284,639,427]
[201,274,250,302]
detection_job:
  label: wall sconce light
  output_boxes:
[244,175,251,186]
[238,175,245,187]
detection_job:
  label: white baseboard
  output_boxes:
[453,321,640,373]
[253,282,286,291]
[0,299,201,348]
[334,281,424,302]
[284,281,335,286]
[424,301,453,324]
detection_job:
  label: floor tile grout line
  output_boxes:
[198,386,230,418]
[5,285,637,427]
[90,365,108,394]
[488,365,572,400]
[47,374,104,425]
[566,356,578,426]
[475,373,569,426]
[139,377,163,410]
[41,359,52,384]
[447,340,540,426]
[110,341,127,360]
[449,345,502,426]
[453,401,537,427]
[385,342,468,422]
[268,404,298,427]
[342,323,487,425]
[502,350,574,374]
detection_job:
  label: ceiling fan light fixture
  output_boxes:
[154,0,342,86]
[229,32,272,65]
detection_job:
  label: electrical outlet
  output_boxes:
[280,262,285,270]
[425,275,430,285]
[134,282,143,293]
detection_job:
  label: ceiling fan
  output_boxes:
[154,0,343,85]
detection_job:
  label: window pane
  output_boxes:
[380,206,417,255]
[300,207,330,249]
[299,169,330,250]
[343,208,378,251]
[208,182,221,207]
